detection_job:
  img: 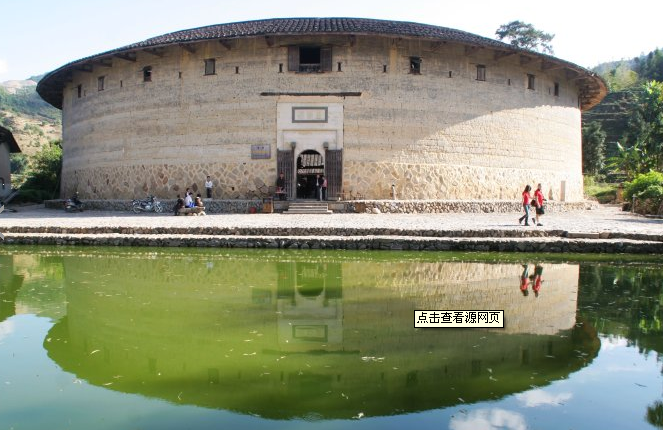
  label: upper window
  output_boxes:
[143,66,152,82]
[476,65,486,81]
[410,57,422,75]
[288,46,332,73]
[527,74,536,90]
[554,82,560,97]
[97,76,105,91]
[204,59,216,76]
[77,84,82,98]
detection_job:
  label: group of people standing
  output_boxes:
[278,172,328,201]
[519,183,546,226]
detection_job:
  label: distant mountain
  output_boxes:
[0,79,39,94]
[0,76,61,155]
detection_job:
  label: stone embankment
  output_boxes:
[6,232,662,254]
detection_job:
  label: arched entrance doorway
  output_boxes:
[296,150,324,199]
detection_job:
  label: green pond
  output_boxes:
[1,247,662,430]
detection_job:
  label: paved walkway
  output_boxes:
[0,204,660,236]
[0,204,661,253]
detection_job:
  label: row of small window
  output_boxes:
[412,59,560,96]
[81,58,559,97]
[79,66,153,97]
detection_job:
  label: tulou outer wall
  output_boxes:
[61,35,583,201]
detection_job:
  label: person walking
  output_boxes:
[533,183,546,226]
[316,174,323,201]
[518,185,533,226]
[204,176,213,199]
[276,172,286,200]
[321,175,328,201]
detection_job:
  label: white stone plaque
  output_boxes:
[292,107,328,123]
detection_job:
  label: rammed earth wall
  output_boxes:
[60,35,584,201]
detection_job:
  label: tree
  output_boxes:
[623,80,663,170]
[495,21,555,54]
[20,139,62,201]
[604,62,639,92]
[582,121,606,175]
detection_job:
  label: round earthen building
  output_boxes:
[38,18,606,202]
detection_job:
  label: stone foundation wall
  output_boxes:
[45,199,596,214]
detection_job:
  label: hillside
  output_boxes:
[0,75,61,156]
[583,47,662,158]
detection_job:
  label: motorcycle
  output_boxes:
[64,197,84,212]
[132,195,164,213]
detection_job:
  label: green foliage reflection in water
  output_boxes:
[1,247,662,423]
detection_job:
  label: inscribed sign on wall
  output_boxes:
[251,144,271,159]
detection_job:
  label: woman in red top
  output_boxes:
[518,185,532,226]
[533,183,546,226]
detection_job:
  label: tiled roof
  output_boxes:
[0,126,21,153]
[119,18,510,50]
[37,18,606,110]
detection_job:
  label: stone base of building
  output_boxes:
[45,199,598,214]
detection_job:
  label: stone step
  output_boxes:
[284,210,333,214]
[283,201,331,214]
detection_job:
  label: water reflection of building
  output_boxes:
[39,253,598,419]
[277,262,343,351]
[0,255,23,322]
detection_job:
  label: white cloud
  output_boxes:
[0,320,15,341]
[449,408,527,430]
[516,389,573,407]
[0,59,8,75]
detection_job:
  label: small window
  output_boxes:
[410,57,421,74]
[97,76,105,91]
[288,45,332,73]
[383,65,387,73]
[204,59,216,75]
[476,65,486,81]
[527,74,535,90]
[143,66,152,82]
[554,82,560,97]
[77,84,82,98]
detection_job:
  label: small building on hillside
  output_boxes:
[0,126,21,200]
[37,18,606,202]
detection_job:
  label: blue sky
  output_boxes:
[0,0,660,81]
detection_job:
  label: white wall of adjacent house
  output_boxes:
[0,142,10,198]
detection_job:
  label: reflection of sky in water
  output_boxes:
[450,408,527,430]
[516,390,573,407]
[0,319,14,341]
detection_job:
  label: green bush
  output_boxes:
[11,188,55,204]
[624,171,663,200]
